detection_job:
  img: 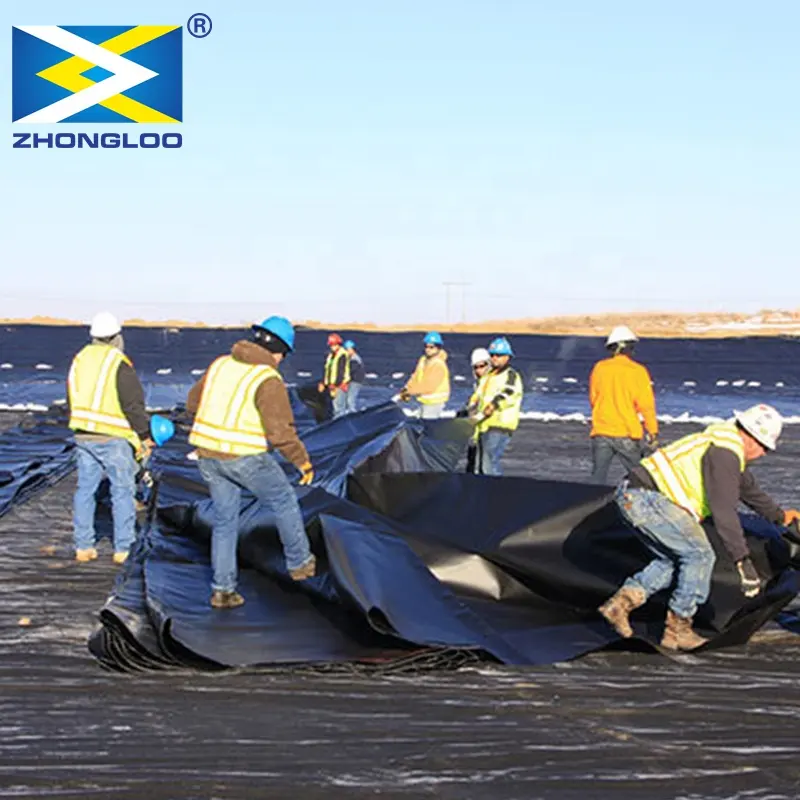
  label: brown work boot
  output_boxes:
[210,590,245,610]
[75,547,99,563]
[598,585,647,638]
[660,610,708,651]
[289,555,316,581]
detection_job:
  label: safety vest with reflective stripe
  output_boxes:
[473,367,523,435]
[189,356,280,456]
[411,355,450,405]
[640,422,745,521]
[67,344,142,454]
[323,349,350,387]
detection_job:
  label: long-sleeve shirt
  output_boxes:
[630,444,784,562]
[349,353,365,384]
[589,354,657,439]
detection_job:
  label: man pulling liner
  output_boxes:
[599,404,800,651]
[187,316,315,610]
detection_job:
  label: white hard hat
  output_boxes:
[606,325,638,347]
[89,311,121,339]
[471,347,490,366]
[734,404,783,451]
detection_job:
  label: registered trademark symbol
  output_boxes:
[187,13,212,38]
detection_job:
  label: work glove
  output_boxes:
[736,556,762,598]
[329,387,338,398]
[317,382,325,394]
[783,509,800,527]
[298,462,314,486]
[455,408,469,419]
[340,382,350,393]
[399,388,411,403]
[482,402,496,418]
[644,432,660,453]
[139,437,155,463]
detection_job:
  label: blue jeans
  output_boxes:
[419,402,445,420]
[345,383,362,413]
[73,438,138,554]
[332,389,348,418]
[198,451,311,592]
[478,429,512,476]
[591,436,644,484]
[615,483,716,619]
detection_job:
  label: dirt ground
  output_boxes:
[1,412,799,799]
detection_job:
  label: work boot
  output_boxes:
[598,585,647,638]
[75,547,98,563]
[289,555,316,581]
[660,610,708,651]
[210,590,245,610]
[112,551,129,565]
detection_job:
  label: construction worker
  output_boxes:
[343,340,364,414]
[187,316,316,610]
[589,325,658,484]
[461,347,491,473]
[318,333,351,419]
[470,337,523,476]
[599,404,800,651]
[67,312,153,564]
[400,332,450,419]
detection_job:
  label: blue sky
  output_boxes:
[3,1,800,326]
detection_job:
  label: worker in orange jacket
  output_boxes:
[589,325,658,484]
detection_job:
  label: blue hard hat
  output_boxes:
[149,414,175,447]
[254,315,295,352]
[488,336,514,357]
[343,339,356,349]
[423,331,443,346]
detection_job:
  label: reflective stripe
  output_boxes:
[324,350,350,386]
[67,344,141,454]
[189,356,280,456]
[641,422,745,520]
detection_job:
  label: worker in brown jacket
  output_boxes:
[186,316,315,610]
[400,331,451,419]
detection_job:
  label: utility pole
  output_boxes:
[443,281,471,325]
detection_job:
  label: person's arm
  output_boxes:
[255,378,310,471]
[336,353,350,387]
[739,467,784,525]
[702,445,750,562]
[588,363,600,408]
[186,371,207,416]
[633,365,658,436]
[116,363,150,440]
[489,369,521,409]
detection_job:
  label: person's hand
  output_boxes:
[298,462,314,486]
[139,437,155,462]
[341,382,350,393]
[736,557,762,598]
[645,432,660,452]
[482,403,496,418]
[399,388,411,402]
[783,509,800,527]
[317,382,325,393]
[330,387,338,398]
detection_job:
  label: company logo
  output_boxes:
[12,25,182,123]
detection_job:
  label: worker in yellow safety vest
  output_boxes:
[318,333,351,418]
[400,331,450,419]
[469,337,523,476]
[599,404,800,652]
[459,347,492,473]
[67,312,154,565]
[187,315,316,610]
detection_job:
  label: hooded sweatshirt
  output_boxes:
[186,340,310,469]
[405,349,450,399]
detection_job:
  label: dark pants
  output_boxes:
[590,436,644,484]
